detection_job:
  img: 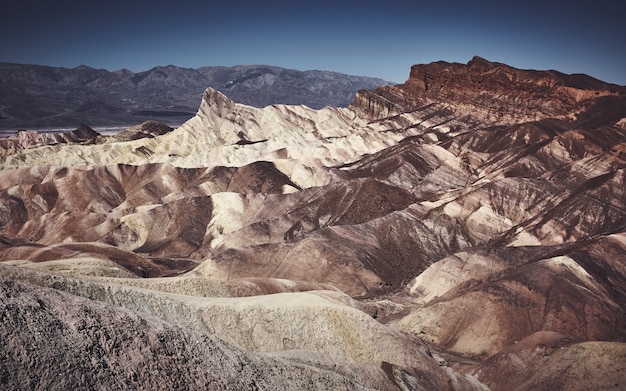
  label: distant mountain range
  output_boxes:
[0,63,391,130]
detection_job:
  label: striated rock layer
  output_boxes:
[2,57,626,390]
[352,55,626,125]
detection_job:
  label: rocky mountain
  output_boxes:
[0,123,103,155]
[0,62,390,130]
[1,56,626,390]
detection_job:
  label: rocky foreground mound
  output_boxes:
[1,57,626,390]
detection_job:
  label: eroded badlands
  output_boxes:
[2,57,626,390]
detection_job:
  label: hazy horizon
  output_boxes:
[1,1,625,85]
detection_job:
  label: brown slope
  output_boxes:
[398,243,625,357]
[0,161,304,275]
[475,332,626,391]
[5,112,622,297]
[0,236,184,277]
[193,177,417,297]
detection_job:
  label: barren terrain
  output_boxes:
[2,57,626,390]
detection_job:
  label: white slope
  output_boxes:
[0,88,433,189]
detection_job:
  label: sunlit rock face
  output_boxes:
[2,57,626,390]
[353,55,626,126]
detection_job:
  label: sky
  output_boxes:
[1,0,625,85]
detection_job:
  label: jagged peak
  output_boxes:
[467,55,497,69]
[203,87,233,104]
[70,123,100,139]
[199,87,238,118]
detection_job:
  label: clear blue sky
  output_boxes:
[1,0,624,85]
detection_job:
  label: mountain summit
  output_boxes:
[1,57,626,390]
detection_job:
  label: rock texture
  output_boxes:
[0,276,401,391]
[2,57,626,390]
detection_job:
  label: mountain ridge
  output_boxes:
[0,62,391,129]
[351,56,626,125]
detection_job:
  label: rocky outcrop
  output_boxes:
[0,124,102,156]
[2,57,626,390]
[350,89,402,120]
[112,120,174,141]
[353,56,626,126]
